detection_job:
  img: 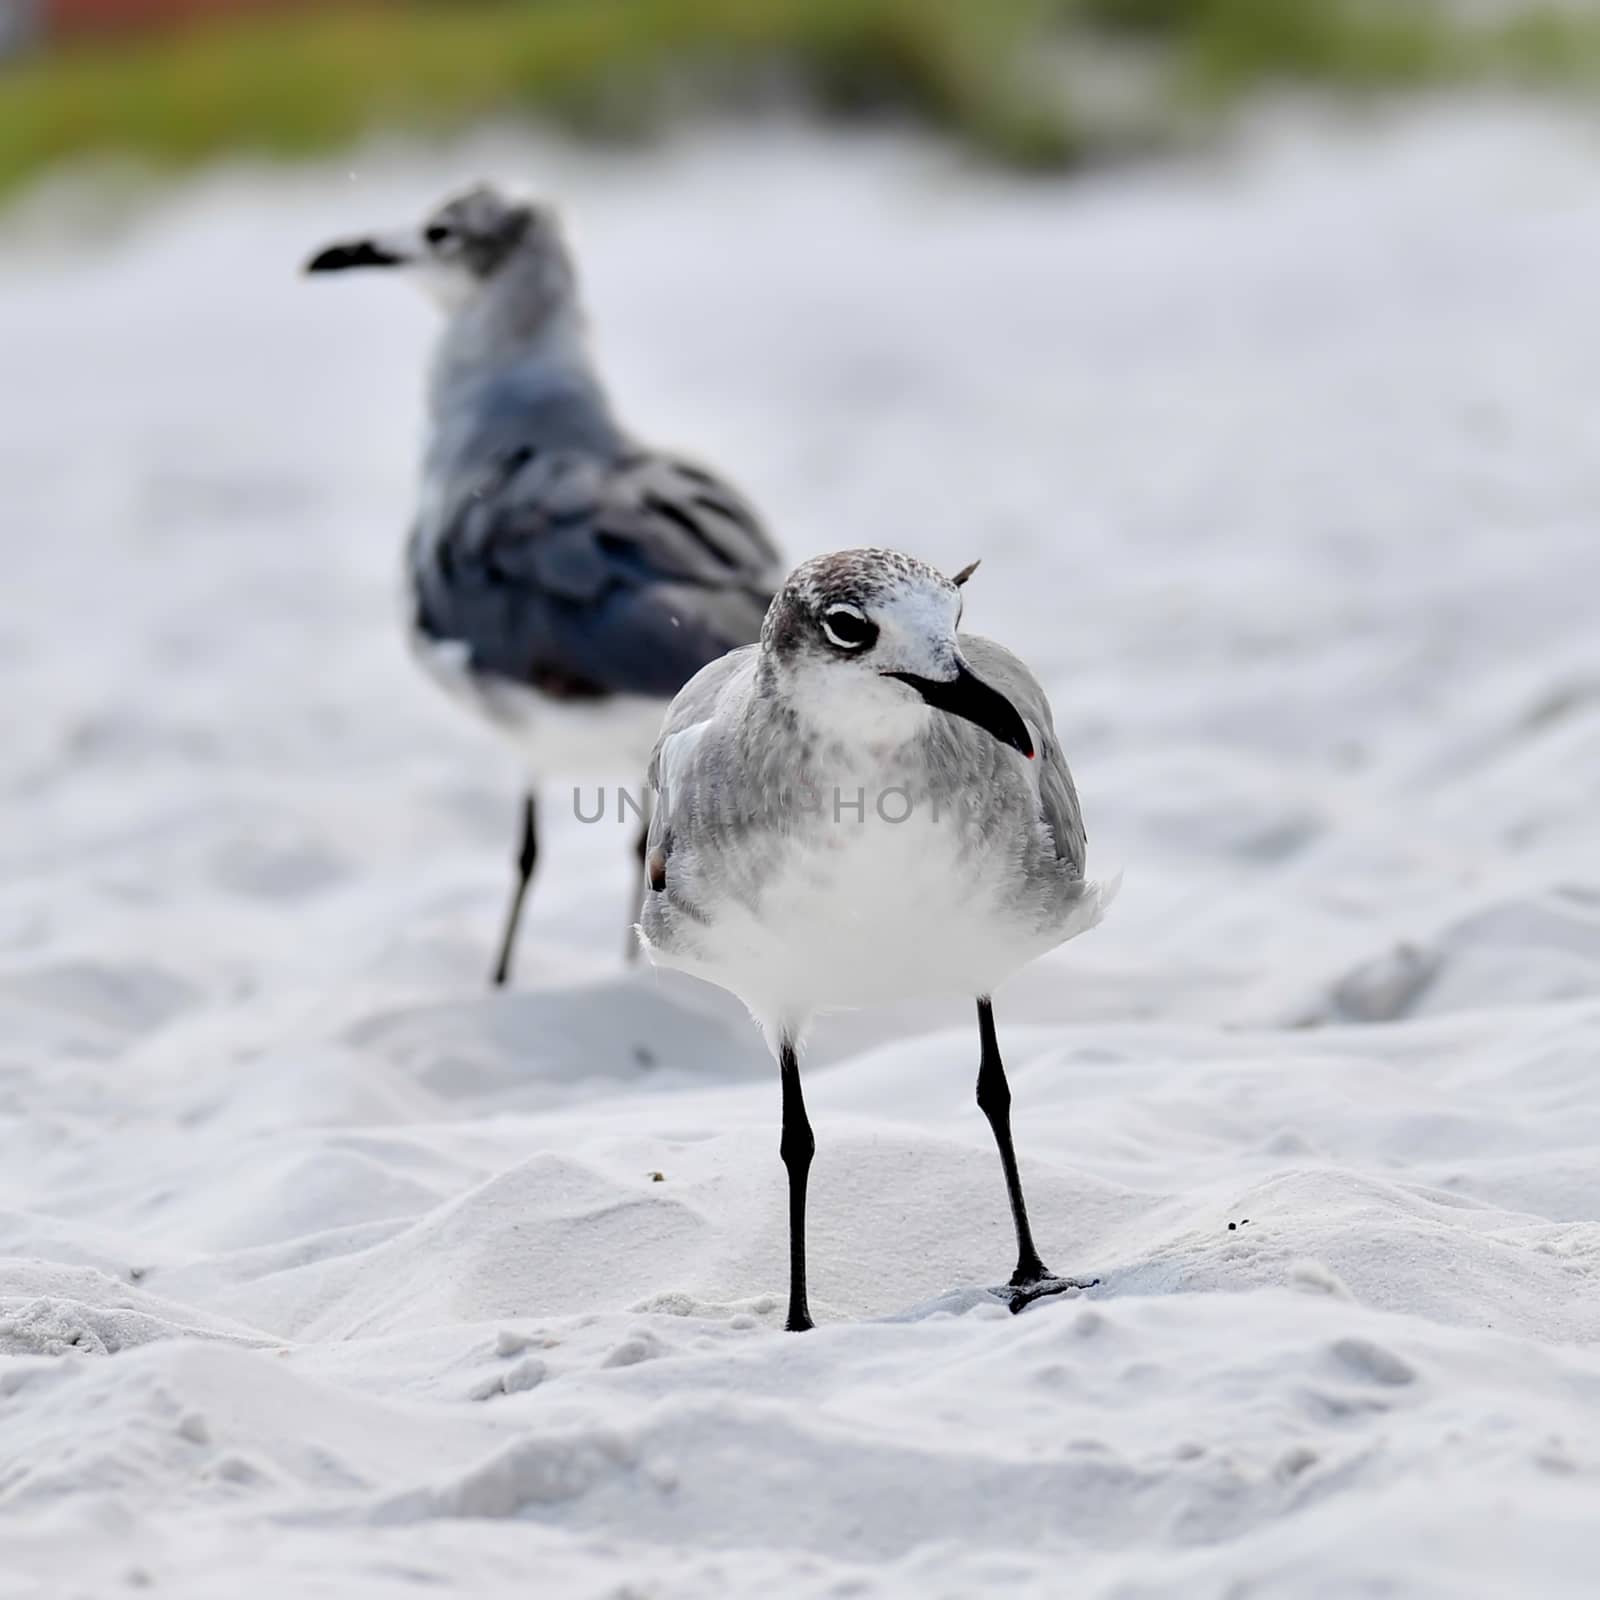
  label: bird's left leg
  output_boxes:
[975,997,1097,1313]
[490,793,539,988]
[624,819,648,964]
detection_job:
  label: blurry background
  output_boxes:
[6,5,1600,1596]
[5,0,1600,194]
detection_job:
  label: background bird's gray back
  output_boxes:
[411,446,779,699]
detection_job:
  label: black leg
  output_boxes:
[623,821,648,964]
[976,997,1048,1284]
[490,793,538,988]
[976,997,1096,1311]
[779,1035,815,1332]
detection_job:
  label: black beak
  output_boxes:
[304,239,407,274]
[884,661,1034,759]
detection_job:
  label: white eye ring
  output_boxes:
[820,604,874,651]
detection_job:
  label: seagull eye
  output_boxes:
[424,224,454,246]
[820,605,877,652]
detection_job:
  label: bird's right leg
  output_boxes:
[976,997,1097,1313]
[490,793,538,988]
[779,1034,815,1332]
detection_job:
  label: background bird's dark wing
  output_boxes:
[410,447,781,699]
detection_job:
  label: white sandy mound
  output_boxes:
[4,104,1600,1596]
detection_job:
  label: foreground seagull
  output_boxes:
[306,184,782,983]
[640,548,1114,1330]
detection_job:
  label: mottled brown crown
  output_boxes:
[761,548,955,656]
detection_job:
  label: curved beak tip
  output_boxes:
[885,665,1034,760]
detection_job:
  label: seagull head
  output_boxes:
[760,548,1033,758]
[304,182,576,321]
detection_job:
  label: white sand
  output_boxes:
[3,104,1600,1596]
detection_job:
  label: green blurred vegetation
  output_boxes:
[3,0,1600,199]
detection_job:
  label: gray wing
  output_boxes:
[641,645,759,909]
[961,634,1087,876]
[410,446,780,699]
[645,644,758,790]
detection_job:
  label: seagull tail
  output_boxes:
[1064,868,1122,942]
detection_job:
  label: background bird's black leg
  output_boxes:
[623,821,648,964]
[779,1034,815,1331]
[490,793,538,988]
[976,997,1097,1312]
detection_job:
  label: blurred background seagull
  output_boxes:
[305,183,783,984]
[639,549,1116,1330]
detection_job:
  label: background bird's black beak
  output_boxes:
[304,239,408,274]
[884,662,1035,759]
